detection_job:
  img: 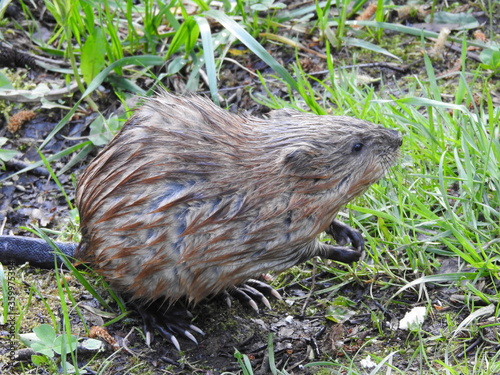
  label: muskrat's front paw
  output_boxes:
[324,245,362,263]
[226,279,282,312]
[326,219,365,251]
[133,301,204,350]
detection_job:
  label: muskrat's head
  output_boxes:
[259,108,402,215]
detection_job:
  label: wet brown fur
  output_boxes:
[75,93,401,305]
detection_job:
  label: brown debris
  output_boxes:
[7,110,36,133]
[395,5,429,22]
[356,3,377,22]
[437,58,462,79]
[467,30,488,51]
[89,326,119,351]
[473,30,487,43]
[428,28,451,60]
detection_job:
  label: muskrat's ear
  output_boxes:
[282,146,318,173]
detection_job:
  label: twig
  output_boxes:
[0,83,80,103]
[5,159,50,177]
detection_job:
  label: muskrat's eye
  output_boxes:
[352,143,364,152]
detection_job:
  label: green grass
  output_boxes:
[0,0,499,374]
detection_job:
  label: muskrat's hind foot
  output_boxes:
[326,219,365,251]
[226,279,282,312]
[133,301,204,350]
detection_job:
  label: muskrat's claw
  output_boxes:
[228,288,260,311]
[230,285,266,312]
[228,279,281,312]
[134,302,204,350]
[326,219,365,251]
[245,279,282,300]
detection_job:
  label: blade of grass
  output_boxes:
[28,228,113,311]
[195,15,219,104]
[345,20,490,49]
[344,37,402,61]
[0,141,91,181]
[390,272,485,301]
[37,150,73,210]
[267,333,277,375]
[0,264,7,324]
[204,9,299,92]
[451,303,495,339]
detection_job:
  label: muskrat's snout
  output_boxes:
[390,129,402,141]
[391,129,403,147]
[382,128,403,152]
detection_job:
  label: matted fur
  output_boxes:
[75,93,402,304]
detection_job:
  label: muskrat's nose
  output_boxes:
[390,129,403,146]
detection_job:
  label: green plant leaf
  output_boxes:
[391,273,483,300]
[0,0,13,20]
[204,9,298,92]
[234,349,254,375]
[30,354,51,366]
[480,49,500,71]
[267,333,277,375]
[53,334,78,355]
[344,37,401,61]
[427,12,479,29]
[0,70,12,88]
[2,141,91,180]
[373,97,467,112]
[106,75,148,95]
[81,338,104,350]
[0,147,19,164]
[19,332,41,347]
[166,18,199,59]
[82,55,164,101]
[325,305,356,323]
[34,324,56,346]
[345,20,487,48]
[27,324,58,358]
[167,56,189,75]
[88,114,121,146]
[81,28,107,85]
[31,342,54,358]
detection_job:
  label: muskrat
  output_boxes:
[2,93,402,347]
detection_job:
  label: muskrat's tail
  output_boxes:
[0,235,77,268]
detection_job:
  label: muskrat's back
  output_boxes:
[75,93,401,304]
